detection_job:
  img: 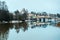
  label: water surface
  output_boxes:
[0,22,60,40]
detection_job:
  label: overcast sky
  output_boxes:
[1,0,60,13]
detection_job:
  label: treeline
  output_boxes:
[0,1,60,22]
[0,8,28,22]
[0,1,28,22]
[14,9,28,21]
[0,6,60,22]
[0,10,11,22]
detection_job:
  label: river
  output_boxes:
[0,21,60,40]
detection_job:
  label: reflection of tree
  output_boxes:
[0,22,28,40]
[14,22,28,33]
[0,23,13,40]
[0,21,58,40]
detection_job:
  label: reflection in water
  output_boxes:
[0,22,28,40]
[14,22,28,33]
[31,24,48,29]
[30,21,56,29]
[56,22,60,28]
[0,23,13,40]
[0,21,60,40]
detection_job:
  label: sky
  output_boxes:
[1,0,60,14]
